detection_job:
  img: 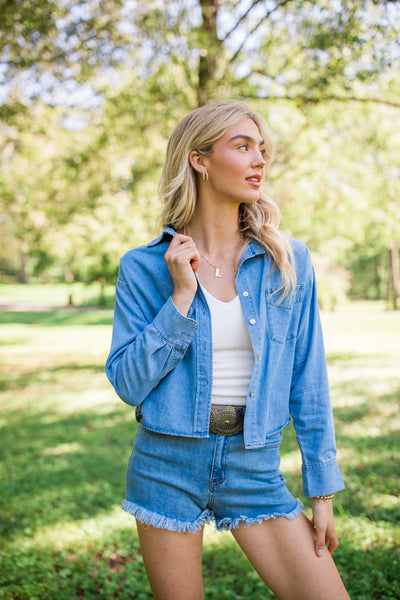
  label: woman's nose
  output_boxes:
[252,150,266,167]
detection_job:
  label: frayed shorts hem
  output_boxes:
[216,500,303,531]
[122,498,303,533]
[122,499,213,533]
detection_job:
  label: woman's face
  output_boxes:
[203,118,267,206]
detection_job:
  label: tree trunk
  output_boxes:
[390,241,399,310]
[198,0,221,106]
[18,249,28,284]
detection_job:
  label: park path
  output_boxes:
[0,302,97,312]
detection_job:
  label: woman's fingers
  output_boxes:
[165,235,199,267]
[311,500,339,557]
[165,235,200,277]
[164,234,201,316]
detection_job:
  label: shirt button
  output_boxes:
[250,391,255,397]
[257,355,262,361]
[249,318,256,325]
[243,291,249,297]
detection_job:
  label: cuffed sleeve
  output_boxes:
[302,459,345,498]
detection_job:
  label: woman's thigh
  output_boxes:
[137,521,204,600]
[231,512,350,600]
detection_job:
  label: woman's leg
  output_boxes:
[136,520,204,600]
[231,512,350,600]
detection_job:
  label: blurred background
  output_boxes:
[1,3,399,599]
[1,0,399,309]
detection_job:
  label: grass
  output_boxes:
[0,282,115,309]
[0,296,399,599]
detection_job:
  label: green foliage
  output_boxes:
[0,299,399,598]
[0,0,131,88]
[1,1,400,293]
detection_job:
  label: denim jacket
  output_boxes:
[106,227,344,497]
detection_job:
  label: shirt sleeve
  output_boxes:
[105,262,198,406]
[289,252,345,497]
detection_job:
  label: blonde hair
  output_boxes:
[159,101,296,299]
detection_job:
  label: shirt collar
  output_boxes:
[147,226,176,247]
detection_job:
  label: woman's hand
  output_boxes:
[310,499,339,557]
[164,233,201,316]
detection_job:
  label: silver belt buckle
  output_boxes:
[209,406,244,436]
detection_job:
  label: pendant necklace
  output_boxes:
[184,226,242,278]
[200,247,237,278]
[200,238,244,278]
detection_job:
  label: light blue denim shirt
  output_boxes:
[106,227,345,497]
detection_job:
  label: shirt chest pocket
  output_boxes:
[266,284,305,343]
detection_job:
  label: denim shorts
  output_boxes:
[122,425,303,533]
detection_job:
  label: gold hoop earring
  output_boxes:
[202,169,209,182]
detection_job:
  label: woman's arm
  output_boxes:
[105,234,201,405]
[288,250,344,555]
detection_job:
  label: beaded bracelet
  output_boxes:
[311,493,335,501]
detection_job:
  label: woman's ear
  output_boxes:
[189,150,206,175]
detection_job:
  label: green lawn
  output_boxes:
[0,299,399,599]
[0,282,115,309]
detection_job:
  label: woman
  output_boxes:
[106,101,350,600]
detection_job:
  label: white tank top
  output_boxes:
[200,285,254,406]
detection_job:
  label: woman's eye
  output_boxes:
[238,144,248,151]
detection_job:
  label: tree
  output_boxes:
[0,0,130,97]
[130,0,400,107]
[1,0,399,295]
[2,1,400,111]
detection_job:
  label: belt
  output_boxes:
[209,405,245,436]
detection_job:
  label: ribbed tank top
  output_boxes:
[200,285,254,406]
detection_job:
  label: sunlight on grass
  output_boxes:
[1,301,399,599]
[0,282,115,308]
[39,442,83,457]
[321,302,400,357]
[46,386,119,415]
[280,450,301,475]
[21,504,238,558]
[18,506,131,550]
[341,417,398,439]
[338,515,400,549]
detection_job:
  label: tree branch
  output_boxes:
[247,92,400,109]
[222,0,265,42]
[311,94,400,109]
[224,0,293,68]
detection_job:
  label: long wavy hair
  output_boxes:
[159,101,296,298]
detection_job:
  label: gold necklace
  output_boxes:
[200,247,238,278]
[184,226,242,278]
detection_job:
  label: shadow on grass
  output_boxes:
[1,344,399,599]
[329,374,400,524]
[333,543,400,600]
[333,385,400,422]
[335,425,400,523]
[0,529,153,600]
[3,370,394,542]
[0,404,137,541]
[1,520,399,599]
[0,362,106,393]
